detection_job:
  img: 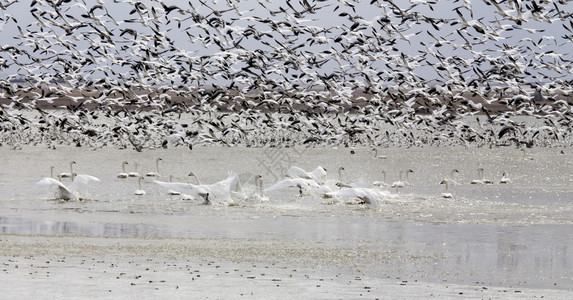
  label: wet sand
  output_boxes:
[1,234,571,299]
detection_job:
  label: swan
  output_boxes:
[264,177,321,195]
[250,174,269,201]
[188,171,202,185]
[335,167,374,189]
[446,169,461,185]
[439,179,453,198]
[285,166,327,185]
[499,171,512,184]
[373,170,388,187]
[135,176,146,195]
[338,166,345,183]
[391,169,413,192]
[37,169,100,201]
[145,158,162,177]
[471,168,493,184]
[59,161,76,179]
[36,176,79,201]
[117,161,129,178]
[167,175,181,195]
[371,148,387,159]
[128,162,140,177]
[470,168,485,184]
[154,174,240,203]
[325,187,393,206]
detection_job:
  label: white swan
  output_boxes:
[470,168,485,184]
[135,176,146,195]
[373,170,388,187]
[145,158,162,177]
[372,148,387,159]
[439,179,453,198]
[285,166,327,185]
[264,177,321,195]
[37,169,100,201]
[167,175,181,195]
[128,162,140,177]
[500,171,512,184]
[59,161,76,179]
[36,176,79,201]
[154,174,240,204]
[447,169,461,185]
[325,187,393,206]
[117,161,129,178]
[251,174,269,201]
[188,171,202,185]
[336,167,374,189]
[471,168,493,184]
[391,169,413,192]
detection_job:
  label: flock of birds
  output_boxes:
[0,0,571,150]
[36,156,513,206]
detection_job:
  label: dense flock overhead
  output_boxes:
[0,0,572,149]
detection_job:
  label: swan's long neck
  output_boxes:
[138,177,143,190]
[50,166,54,179]
[399,170,403,181]
[450,170,456,179]
[382,171,386,183]
[122,161,127,173]
[338,168,343,182]
[444,180,449,192]
[156,159,160,173]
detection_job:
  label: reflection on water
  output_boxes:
[0,213,571,289]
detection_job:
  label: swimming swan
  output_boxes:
[117,161,129,178]
[373,170,388,187]
[439,179,453,198]
[392,169,413,192]
[372,148,387,159]
[146,158,162,177]
[128,162,140,177]
[135,176,145,195]
[59,161,76,179]
[499,171,512,184]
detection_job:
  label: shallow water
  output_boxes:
[0,145,572,290]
